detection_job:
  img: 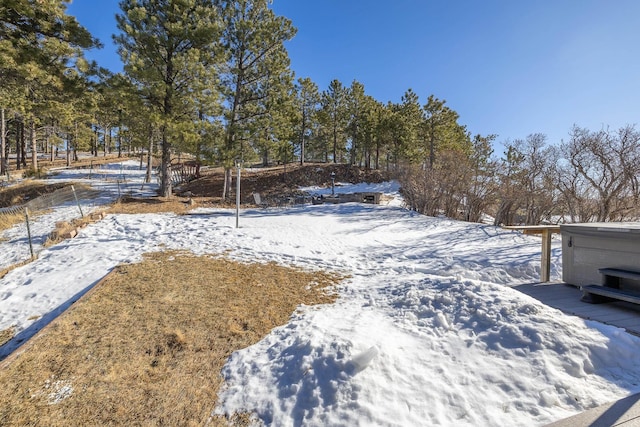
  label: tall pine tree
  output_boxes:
[115,0,223,197]
[294,77,319,165]
[219,0,296,199]
[0,0,98,172]
[318,79,348,163]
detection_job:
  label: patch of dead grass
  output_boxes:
[108,196,209,215]
[0,259,34,281]
[0,210,25,232]
[0,327,15,348]
[43,212,106,247]
[0,251,342,426]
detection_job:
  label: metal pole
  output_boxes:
[25,208,34,259]
[71,185,84,218]
[236,162,241,228]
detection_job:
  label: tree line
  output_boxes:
[2,0,638,222]
[0,1,483,196]
[400,126,640,224]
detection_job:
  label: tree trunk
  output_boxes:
[350,135,357,166]
[332,126,338,163]
[16,120,24,170]
[223,104,240,199]
[66,138,71,167]
[145,132,153,183]
[73,140,79,162]
[494,200,514,226]
[49,121,55,162]
[300,111,306,166]
[104,126,109,157]
[429,132,436,168]
[160,127,172,197]
[20,122,27,168]
[30,120,37,172]
[66,127,72,167]
[93,126,98,156]
[118,127,122,158]
[222,167,232,201]
[118,111,123,158]
[0,108,5,174]
[15,124,20,170]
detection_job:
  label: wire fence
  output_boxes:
[0,159,156,276]
[0,185,102,267]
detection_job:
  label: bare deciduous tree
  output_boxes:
[557,125,640,222]
[493,135,556,225]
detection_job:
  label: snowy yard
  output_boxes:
[2,161,640,426]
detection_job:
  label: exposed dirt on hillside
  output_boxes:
[180,163,391,206]
[1,162,391,215]
[0,182,69,208]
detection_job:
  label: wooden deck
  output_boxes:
[513,282,640,335]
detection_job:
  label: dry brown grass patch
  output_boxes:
[0,327,15,347]
[0,251,342,426]
[0,210,25,232]
[44,212,106,247]
[0,258,34,281]
[109,196,208,214]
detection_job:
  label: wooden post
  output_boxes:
[502,225,559,283]
[71,185,84,218]
[541,229,552,282]
[25,208,34,259]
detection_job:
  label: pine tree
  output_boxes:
[345,80,366,165]
[358,96,382,169]
[219,0,296,199]
[395,89,424,164]
[294,77,320,165]
[318,79,348,163]
[422,95,469,168]
[462,134,497,222]
[373,102,396,170]
[1,0,99,172]
[115,0,223,197]
[253,76,296,167]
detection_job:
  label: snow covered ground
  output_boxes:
[0,161,156,270]
[2,161,640,426]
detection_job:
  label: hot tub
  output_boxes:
[561,222,640,288]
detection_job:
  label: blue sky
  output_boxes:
[67,0,640,154]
